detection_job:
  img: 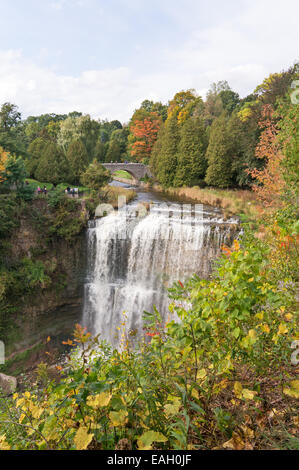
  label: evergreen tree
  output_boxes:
[205,113,232,188]
[27,137,48,177]
[105,140,121,162]
[66,139,89,184]
[227,112,260,188]
[35,142,69,185]
[174,117,208,186]
[156,115,179,187]
[149,124,165,176]
[94,139,107,162]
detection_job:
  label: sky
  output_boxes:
[0,0,298,123]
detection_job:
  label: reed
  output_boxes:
[154,185,263,219]
[105,185,137,208]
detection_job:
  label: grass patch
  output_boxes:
[112,170,133,180]
[26,179,91,193]
[26,178,54,191]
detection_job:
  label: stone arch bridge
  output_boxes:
[102,163,153,183]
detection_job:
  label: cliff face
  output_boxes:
[2,198,88,366]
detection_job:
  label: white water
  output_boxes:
[82,199,237,348]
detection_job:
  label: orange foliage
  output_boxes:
[0,146,9,182]
[249,105,285,207]
[130,113,161,161]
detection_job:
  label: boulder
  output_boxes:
[0,373,17,395]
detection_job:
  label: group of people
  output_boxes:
[65,187,79,197]
[35,185,79,197]
[36,186,48,195]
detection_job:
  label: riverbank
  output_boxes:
[143,184,263,220]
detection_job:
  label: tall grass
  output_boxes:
[105,185,136,208]
[154,185,263,219]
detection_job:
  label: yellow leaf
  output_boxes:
[137,430,168,450]
[242,389,257,400]
[278,323,288,335]
[24,392,30,399]
[164,403,180,417]
[283,380,299,399]
[240,425,254,439]
[0,435,11,450]
[19,413,26,424]
[74,426,93,450]
[255,312,264,320]
[248,329,257,339]
[86,392,112,409]
[272,334,279,344]
[197,368,207,380]
[261,324,270,334]
[16,398,25,408]
[234,381,243,399]
[109,410,128,427]
[223,432,245,450]
[31,405,44,420]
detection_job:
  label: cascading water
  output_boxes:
[82,199,238,348]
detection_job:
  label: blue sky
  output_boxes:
[0,0,298,122]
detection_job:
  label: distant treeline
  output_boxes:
[0,62,298,188]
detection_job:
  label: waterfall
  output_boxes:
[82,202,237,348]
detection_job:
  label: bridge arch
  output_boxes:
[102,163,153,182]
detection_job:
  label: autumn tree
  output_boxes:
[129,112,162,163]
[0,155,27,194]
[0,147,10,182]
[249,105,285,206]
[254,63,298,107]
[167,90,202,126]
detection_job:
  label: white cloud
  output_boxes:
[0,0,298,122]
